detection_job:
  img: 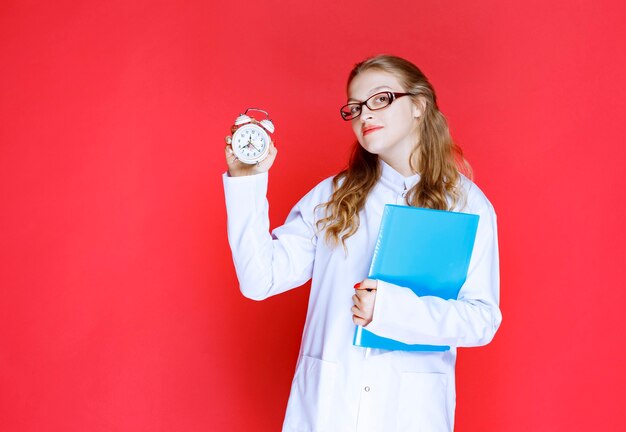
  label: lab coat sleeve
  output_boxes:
[223,172,317,301]
[364,200,502,347]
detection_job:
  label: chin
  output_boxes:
[359,139,387,156]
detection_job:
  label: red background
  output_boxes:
[2,1,625,430]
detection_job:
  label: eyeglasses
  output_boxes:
[340,91,413,121]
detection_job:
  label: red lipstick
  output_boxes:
[362,125,383,136]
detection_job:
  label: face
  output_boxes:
[347,69,422,173]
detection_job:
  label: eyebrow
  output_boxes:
[347,86,394,103]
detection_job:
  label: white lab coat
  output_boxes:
[223,160,501,432]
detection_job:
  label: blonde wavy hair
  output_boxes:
[316,55,472,248]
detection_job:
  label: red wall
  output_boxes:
[2,1,625,430]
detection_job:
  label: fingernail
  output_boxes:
[354,283,361,289]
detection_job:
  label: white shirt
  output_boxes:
[223,160,501,432]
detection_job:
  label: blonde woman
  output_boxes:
[223,55,501,432]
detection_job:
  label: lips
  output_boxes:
[362,125,383,136]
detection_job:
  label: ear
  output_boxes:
[412,96,426,118]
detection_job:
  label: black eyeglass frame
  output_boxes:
[340,91,414,121]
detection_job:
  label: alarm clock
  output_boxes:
[229,108,275,164]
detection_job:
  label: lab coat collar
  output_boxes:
[379,159,420,194]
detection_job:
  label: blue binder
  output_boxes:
[353,204,479,351]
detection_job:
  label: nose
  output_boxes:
[359,105,374,121]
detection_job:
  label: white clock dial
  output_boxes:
[231,123,271,164]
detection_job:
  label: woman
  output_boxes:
[223,55,501,432]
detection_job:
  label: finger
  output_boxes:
[351,305,362,317]
[224,145,238,165]
[354,290,375,301]
[354,285,374,293]
[266,142,278,162]
[361,278,378,289]
[355,279,377,291]
[353,315,367,326]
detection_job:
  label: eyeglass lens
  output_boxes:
[340,92,394,120]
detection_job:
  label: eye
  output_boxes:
[350,105,361,114]
[374,94,389,104]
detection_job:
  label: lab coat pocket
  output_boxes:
[397,372,450,432]
[284,355,337,431]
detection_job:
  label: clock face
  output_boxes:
[232,124,270,164]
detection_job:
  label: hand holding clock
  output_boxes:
[224,108,277,177]
[225,136,277,177]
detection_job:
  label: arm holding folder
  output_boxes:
[361,193,502,349]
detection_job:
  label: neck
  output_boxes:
[379,148,418,177]
[379,130,420,177]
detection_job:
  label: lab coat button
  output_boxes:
[364,386,370,392]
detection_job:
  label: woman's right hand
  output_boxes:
[224,135,278,177]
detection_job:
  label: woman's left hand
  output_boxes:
[351,279,378,326]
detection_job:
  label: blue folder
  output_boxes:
[353,204,479,351]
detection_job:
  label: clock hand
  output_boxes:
[237,141,254,151]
